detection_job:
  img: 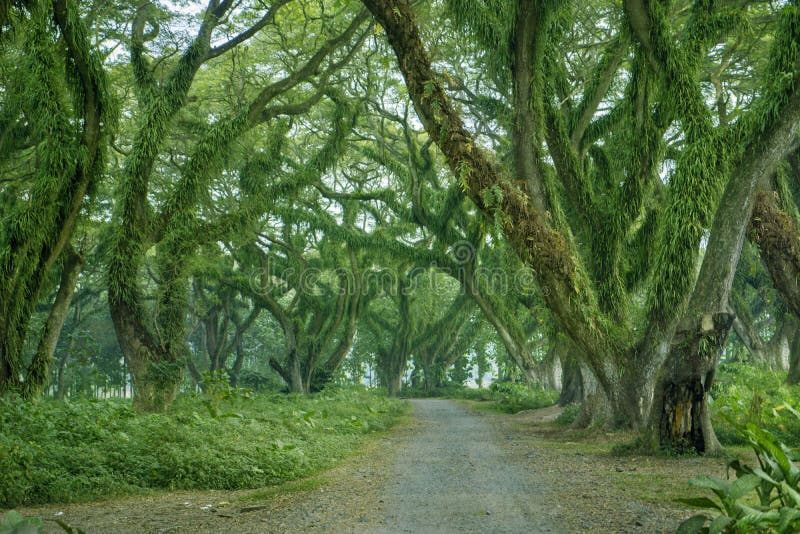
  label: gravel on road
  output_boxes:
[17,399,722,533]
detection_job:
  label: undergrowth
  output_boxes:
[403,382,558,413]
[0,386,406,508]
[711,362,800,448]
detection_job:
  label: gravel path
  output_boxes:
[375,399,561,533]
[17,399,715,533]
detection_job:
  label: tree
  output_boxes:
[0,0,116,397]
[105,0,369,410]
[361,0,800,452]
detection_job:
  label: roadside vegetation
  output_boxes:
[0,386,406,508]
[404,382,558,414]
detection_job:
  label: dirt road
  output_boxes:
[20,399,706,533]
[373,399,561,533]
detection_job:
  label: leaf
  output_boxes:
[777,506,800,533]
[676,497,722,511]
[54,519,86,534]
[779,481,800,506]
[707,514,734,534]
[734,503,780,527]
[690,476,730,498]
[677,514,709,534]
[729,474,761,500]
[0,511,42,534]
[749,467,779,486]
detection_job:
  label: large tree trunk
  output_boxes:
[22,248,84,398]
[131,371,181,412]
[229,340,246,388]
[386,368,403,397]
[110,297,184,411]
[572,365,612,428]
[55,348,70,400]
[787,321,800,385]
[558,350,584,406]
[270,344,307,394]
[750,191,800,318]
[649,313,732,453]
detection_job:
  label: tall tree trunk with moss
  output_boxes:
[0,0,113,397]
[749,190,800,385]
[788,329,800,386]
[646,0,800,451]
[556,335,584,406]
[23,248,84,398]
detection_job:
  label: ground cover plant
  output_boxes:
[0,386,406,507]
[678,405,800,533]
[711,362,800,447]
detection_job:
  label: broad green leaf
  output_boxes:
[777,506,800,533]
[677,514,709,534]
[729,474,761,500]
[676,497,722,511]
[779,481,800,506]
[690,476,730,498]
[707,514,734,534]
[734,503,780,527]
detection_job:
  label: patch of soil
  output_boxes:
[493,405,746,533]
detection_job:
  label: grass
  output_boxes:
[0,386,407,508]
[232,477,326,504]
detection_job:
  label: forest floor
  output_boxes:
[17,399,743,533]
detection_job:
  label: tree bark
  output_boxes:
[385,359,404,398]
[558,347,584,406]
[650,313,732,453]
[22,248,84,398]
[750,191,800,319]
[787,324,800,385]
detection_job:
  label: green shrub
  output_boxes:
[711,362,800,447]
[402,382,557,414]
[677,403,800,533]
[487,382,558,413]
[555,403,581,426]
[0,386,406,507]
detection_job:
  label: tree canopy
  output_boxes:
[2,0,800,455]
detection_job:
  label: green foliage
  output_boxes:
[486,382,558,413]
[406,383,557,414]
[0,511,41,534]
[0,387,405,507]
[555,402,581,426]
[711,362,800,447]
[677,405,800,534]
